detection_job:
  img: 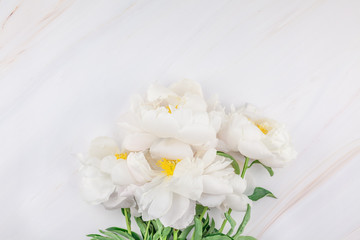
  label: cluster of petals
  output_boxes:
[79,79,296,229]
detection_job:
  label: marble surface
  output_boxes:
[1,0,360,239]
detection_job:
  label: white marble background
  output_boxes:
[1,0,360,239]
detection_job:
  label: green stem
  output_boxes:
[241,156,249,179]
[219,208,232,233]
[124,208,132,235]
[199,206,208,220]
[144,221,151,240]
[173,229,179,240]
[191,206,208,240]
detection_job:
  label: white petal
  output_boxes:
[170,175,203,200]
[80,170,115,205]
[80,165,103,178]
[135,177,162,206]
[130,207,141,217]
[203,156,232,175]
[237,139,274,161]
[100,156,118,174]
[88,137,120,159]
[264,127,290,150]
[122,133,158,151]
[150,138,193,160]
[202,175,232,195]
[277,144,297,163]
[102,186,135,209]
[171,158,203,200]
[200,148,217,169]
[230,175,247,195]
[111,161,137,185]
[79,155,100,167]
[147,83,177,102]
[141,110,179,138]
[198,194,226,208]
[181,94,207,111]
[127,152,154,183]
[244,173,255,195]
[178,124,216,145]
[224,194,251,211]
[160,194,190,227]
[147,187,173,219]
[118,111,142,132]
[170,79,203,97]
[209,110,224,133]
[168,199,196,229]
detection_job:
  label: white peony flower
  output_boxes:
[219,104,297,168]
[134,155,203,229]
[120,79,221,153]
[135,148,250,229]
[79,137,154,209]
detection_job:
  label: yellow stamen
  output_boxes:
[165,105,172,114]
[165,105,178,114]
[255,122,271,135]
[157,158,181,176]
[115,152,128,160]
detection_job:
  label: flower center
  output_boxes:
[157,158,181,176]
[115,152,128,160]
[165,105,178,114]
[255,122,271,135]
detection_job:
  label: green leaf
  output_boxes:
[234,236,257,240]
[202,214,210,233]
[203,233,233,240]
[131,232,141,240]
[248,187,277,201]
[178,224,194,240]
[194,217,203,240]
[134,217,147,237]
[153,219,164,232]
[233,204,251,238]
[91,236,113,240]
[87,234,102,237]
[208,219,216,234]
[202,215,212,235]
[105,227,135,240]
[100,230,125,240]
[196,204,206,216]
[152,231,161,240]
[162,227,172,239]
[121,208,125,216]
[225,212,236,236]
[249,160,274,176]
[216,151,240,175]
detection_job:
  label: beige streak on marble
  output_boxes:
[258,140,360,237]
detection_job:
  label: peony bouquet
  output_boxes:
[79,80,296,240]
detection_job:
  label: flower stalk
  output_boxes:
[241,156,249,179]
[144,221,151,240]
[219,208,232,233]
[124,208,132,235]
[199,206,208,220]
[173,229,178,240]
[220,156,249,233]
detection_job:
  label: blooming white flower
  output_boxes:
[134,155,203,229]
[135,148,250,229]
[79,137,154,209]
[219,104,297,168]
[120,79,222,153]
